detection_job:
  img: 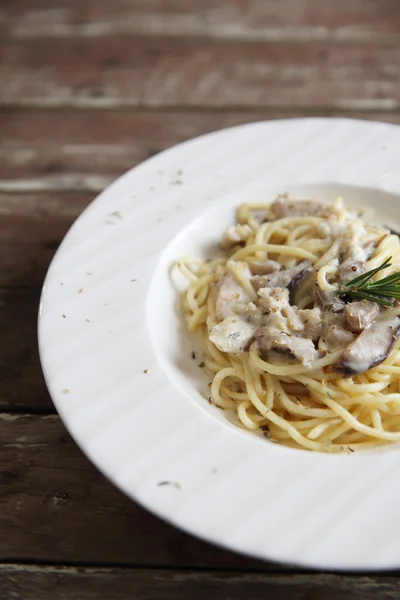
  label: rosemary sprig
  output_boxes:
[337,256,399,307]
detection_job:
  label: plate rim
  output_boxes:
[38,117,400,571]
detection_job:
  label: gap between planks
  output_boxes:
[1,563,400,600]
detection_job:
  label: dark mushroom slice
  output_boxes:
[252,260,312,292]
[334,317,400,376]
[290,270,314,307]
[256,327,320,366]
[316,289,346,313]
[345,300,380,332]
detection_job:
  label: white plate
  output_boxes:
[38,118,400,571]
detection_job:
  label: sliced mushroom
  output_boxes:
[334,317,400,376]
[256,327,320,366]
[320,323,355,353]
[316,289,345,313]
[290,270,314,307]
[345,300,380,332]
[253,260,312,292]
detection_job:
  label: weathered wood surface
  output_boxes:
[2,0,400,596]
[2,565,400,600]
[0,415,266,568]
[0,192,90,283]
[1,37,400,109]
[0,191,90,411]
[3,0,400,42]
[2,110,400,186]
[1,288,58,411]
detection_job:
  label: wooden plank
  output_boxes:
[0,415,267,568]
[0,192,91,411]
[0,109,262,183]
[1,565,400,600]
[1,37,400,109]
[3,0,400,43]
[0,193,91,286]
[0,288,55,411]
[2,110,400,186]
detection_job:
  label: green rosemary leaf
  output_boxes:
[344,256,392,288]
[366,287,400,298]
[344,289,393,307]
[337,257,400,307]
[367,272,400,288]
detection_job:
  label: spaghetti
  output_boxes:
[178,195,400,452]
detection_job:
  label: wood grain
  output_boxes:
[0,193,91,286]
[2,0,400,590]
[2,110,400,187]
[0,191,91,411]
[3,0,400,42]
[1,565,400,600]
[0,415,267,568]
[1,289,54,411]
[1,37,400,109]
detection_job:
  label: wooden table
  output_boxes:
[2,2,400,598]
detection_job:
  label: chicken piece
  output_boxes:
[256,327,320,366]
[253,260,312,292]
[258,287,290,312]
[320,323,355,352]
[298,307,323,341]
[258,287,304,333]
[334,318,400,375]
[234,302,264,327]
[271,196,339,220]
[209,317,257,354]
[220,224,253,249]
[345,301,380,332]
[213,273,250,319]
